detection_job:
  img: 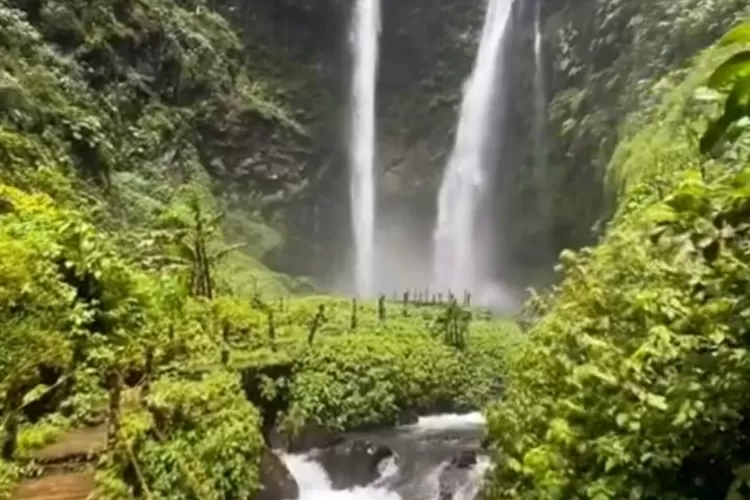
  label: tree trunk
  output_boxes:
[2,380,22,460]
[107,370,122,451]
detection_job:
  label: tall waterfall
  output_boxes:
[432,0,515,294]
[532,0,547,180]
[349,0,381,298]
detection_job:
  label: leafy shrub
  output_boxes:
[484,29,750,498]
[100,371,264,499]
[0,183,161,381]
[0,185,76,388]
[285,320,520,432]
[16,413,69,458]
[453,321,522,410]
[0,460,18,500]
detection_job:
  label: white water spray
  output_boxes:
[282,453,401,500]
[280,413,489,500]
[432,0,515,294]
[532,0,547,178]
[349,0,381,298]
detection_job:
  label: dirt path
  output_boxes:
[13,425,107,500]
[13,472,95,500]
[28,425,107,464]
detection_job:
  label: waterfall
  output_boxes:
[432,0,515,295]
[349,0,381,298]
[282,454,400,500]
[532,0,547,185]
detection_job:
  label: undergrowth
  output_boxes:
[484,25,750,500]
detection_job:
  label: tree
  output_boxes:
[158,189,245,300]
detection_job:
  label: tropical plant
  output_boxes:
[700,22,750,153]
[158,190,245,299]
[484,22,750,500]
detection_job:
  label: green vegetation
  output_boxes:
[503,0,750,277]
[11,0,750,498]
[0,174,516,497]
[483,22,750,499]
[285,317,520,433]
[0,0,520,498]
[98,372,265,499]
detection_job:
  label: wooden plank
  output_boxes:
[13,472,94,500]
[28,425,106,463]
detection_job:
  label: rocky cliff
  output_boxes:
[213,0,484,290]
[10,0,746,292]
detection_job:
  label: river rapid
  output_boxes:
[280,413,490,500]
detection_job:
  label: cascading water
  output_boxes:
[532,0,547,181]
[280,413,490,500]
[432,0,515,295]
[349,0,381,298]
[282,454,400,500]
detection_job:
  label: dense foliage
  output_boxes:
[98,372,264,499]
[286,319,519,432]
[0,177,518,497]
[484,24,750,500]
[500,0,750,280]
[0,169,516,497]
[0,1,528,497]
[0,0,305,283]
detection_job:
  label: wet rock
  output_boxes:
[271,422,345,452]
[397,409,419,426]
[316,439,395,490]
[256,448,299,500]
[452,449,478,468]
[480,436,491,450]
[240,362,295,444]
[438,450,478,500]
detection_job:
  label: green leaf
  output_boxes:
[21,384,51,407]
[693,86,723,102]
[645,393,668,411]
[701,74,750,153]
[719,22,750,47]
[701,113,734,154]
[707,51,750,89]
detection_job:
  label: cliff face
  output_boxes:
[215,0,483,288]
[17,0,745,292]
[501,0,750,285]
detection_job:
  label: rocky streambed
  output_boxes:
[258,413,490,500]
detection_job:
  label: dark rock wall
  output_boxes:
[213,0,485,289]
[208,0,750,291]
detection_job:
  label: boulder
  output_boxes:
[451,449,477,469]
[256,448,299,500]
[240,362,295,444]
[315,439,394,490]
[480,436,491,450]
[396,409,419,426]
[438,449,479,500]
[270,421,344,453]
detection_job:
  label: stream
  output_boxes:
[281,413,490,500]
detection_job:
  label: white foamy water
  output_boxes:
[282,453,400,500]
[407,412,486,432]
[349,0,381,298]
[453,455,492,500]
[281,413,489,500]
[433,0,515,295]
[532,0,547,179]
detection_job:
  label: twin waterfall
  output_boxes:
[348,0,534,299]
[349,0,381,298]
